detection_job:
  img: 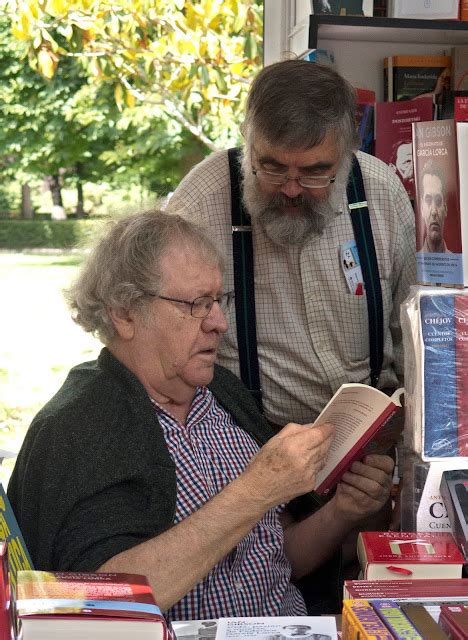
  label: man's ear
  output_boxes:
[108,306,136,341]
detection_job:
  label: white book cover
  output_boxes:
[216,617,337,640]
[390,0,459,19]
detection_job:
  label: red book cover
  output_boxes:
[455,296,468,456]
[439,605,468,639]
[344,578,468,602]
[455,97,468,122]
[16,571,167,640]
[374,97,433,199]
[357,531,465,580]
[461,0,468,21]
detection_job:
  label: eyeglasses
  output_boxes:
[146,290,235,318]
[252,168,336,189]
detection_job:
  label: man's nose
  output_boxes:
[202,301,229,333]
[279,177,306,198]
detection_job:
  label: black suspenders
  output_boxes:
[228,148,384,411]
[228,148,263,410]
[346,155,384,389]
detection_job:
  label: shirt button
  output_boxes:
[233,580,243,591]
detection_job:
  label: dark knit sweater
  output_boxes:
[7,348,276,572]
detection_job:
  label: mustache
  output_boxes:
[266,192,323,208]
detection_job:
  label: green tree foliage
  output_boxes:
[4,0,263,150]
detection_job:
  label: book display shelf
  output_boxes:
[308,15,468,101]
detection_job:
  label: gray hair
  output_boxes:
[242,60,360,155]
[66,210,224,344]
[421,158,446,199]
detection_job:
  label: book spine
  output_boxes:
[342,599,394,639]
[455,294,468,456]
[420,294,458,458]
[371,599,425,639]
[400,603,450,639]
[461,0,468,21]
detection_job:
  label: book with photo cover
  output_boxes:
[214,616,337,640]
[374,97,433,199]
[357,531,465,581]
[412,120,463,286]
[312,384,403,495]
[15,571,168,640]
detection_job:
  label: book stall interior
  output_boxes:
[2,1,468,640]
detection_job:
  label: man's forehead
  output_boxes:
[252,132,341,166]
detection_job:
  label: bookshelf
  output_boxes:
[308,15,468,101]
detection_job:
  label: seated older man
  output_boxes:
[8,211,393,620]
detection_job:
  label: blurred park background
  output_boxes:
[0,0,263,484]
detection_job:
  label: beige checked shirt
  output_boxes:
[167,150,416,427]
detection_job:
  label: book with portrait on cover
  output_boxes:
[312,384,404,495]
[214,616,337,640]
[412,119,463,287]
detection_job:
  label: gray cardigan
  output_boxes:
[7,348,279,571]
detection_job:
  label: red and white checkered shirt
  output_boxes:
[152,386,306,621]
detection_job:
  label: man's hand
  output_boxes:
[240,422,335,510]
[331,453,394,525]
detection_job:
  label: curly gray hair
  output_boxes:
[66,210,224,344]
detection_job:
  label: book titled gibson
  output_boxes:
[413,120,463,286]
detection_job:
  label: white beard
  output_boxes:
[241,150,351,247]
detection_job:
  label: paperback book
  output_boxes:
[439,605,468,639]
[419,293,468,458]
[412,120,463,286]
[214,616,337,640]
[342,599,393,640]
[15,571,168,640]
[387,0,459,19]
[0,484,33,592]
[312,383,403,495]
[343,578,468,604]
[440,469,468,561]
[374,97,433,199]
[357,531,465,580]
[400,603,450,639]
[371,599,425,639]
[384,55,451,102]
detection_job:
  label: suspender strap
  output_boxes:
[347,154,384,387]
[228,147,263,410]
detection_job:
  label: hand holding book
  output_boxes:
[312,384,404,495]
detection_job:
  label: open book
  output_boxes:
[313,384,404,495]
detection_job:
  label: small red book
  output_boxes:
[358,531,465,580]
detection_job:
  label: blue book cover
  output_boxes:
[0,484,33,592]
[372,600,424,639]
[420,294,458,458]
